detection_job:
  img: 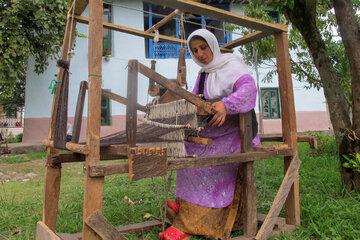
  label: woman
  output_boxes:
[159,29,259,240]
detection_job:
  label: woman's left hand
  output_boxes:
[209,101,227,127]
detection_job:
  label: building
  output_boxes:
[0,105,24,138]
[23,0,331,143]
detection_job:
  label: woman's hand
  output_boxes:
[209,101,227,127]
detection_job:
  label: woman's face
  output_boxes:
[190,38,213,65]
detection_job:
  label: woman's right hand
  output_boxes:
[209,101,227,127]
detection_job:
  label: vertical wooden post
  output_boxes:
[274,32,300,225]
[43,11,78,231]
[127,60,138,147]
[82,1,104,239]
[71,81,88,143]
[239,112,257,237]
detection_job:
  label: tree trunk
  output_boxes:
[333,0,360,192]
[283,0,359,192]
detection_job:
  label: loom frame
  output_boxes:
[37,1,300,240]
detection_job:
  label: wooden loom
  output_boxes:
[38,1,301,240]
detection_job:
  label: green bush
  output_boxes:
[16,133,23,142]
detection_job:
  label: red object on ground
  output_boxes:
[159,227,190,240]
[167,199,180,213]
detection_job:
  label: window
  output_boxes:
[144,3,230,59]
[101,96,110,126]
[261,88,280,119]
[103,3,112,56]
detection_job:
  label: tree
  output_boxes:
[0,0,71,115]
[240,0,360,192]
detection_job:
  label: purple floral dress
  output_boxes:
[175,73,259,208]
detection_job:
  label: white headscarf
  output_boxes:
[187,29,249,99]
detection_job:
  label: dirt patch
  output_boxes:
[0,159,44,183]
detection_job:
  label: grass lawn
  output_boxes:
[0,135,359,239]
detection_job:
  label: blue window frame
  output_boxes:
[144,3,230,59]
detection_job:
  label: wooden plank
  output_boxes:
[54,60,70,149]
[52,153,125,164]
[222,31,271,49]
[242,162,257,237]
[72,81,88,143]
[85,210,127,240]
[101,89,146,112]
[253,144,289,151]
[42,140,89,155]
[261,135,317,149]
[36,222,62,240]
[148,60,160,96]
[146,9,182,33]
[89,148,294,177]
[177,47,187,87]
[128,147,167,181]
[239,112,253,153]
[101,145,129,156]
[145,0,287,33]
[42,164,61,231]
[116,220,163,233]
[187,136,212,145]
[66,142,89,155]
[89,162,129,177]
[274,32,300,225]
[57,220,164,240]
[168,148,293,171]
[138,62,215,115]
[83,1,104,240]
[255,156,301,240]
[43,13,78,231]
[74,15,233,53]
[239,111,257,237]
[68,0,88,16]
[126,60,138,147]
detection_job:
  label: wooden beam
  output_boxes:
[222,31,271,49]
[138,62,215,115]
[126,60,138,147]
[83,1,104,239]
[89,148,294,177]
[260,135,318,149]
[72,81,87,143]
[89,162,129,177]
[36,222,62,240]
[85,210,127,240]
[101,89,146,112]
[169,148,293,171]
[255,156,301,240]
[146,9,182,33]
[43,9,78,232]
[145,0,287,33]
[73,15,233,53]
[239,112,253,153]
[57,221,164,240]
[275,32,300,225]
[42,140,90,155]
[68,0,88,16]
[239,111,257,237]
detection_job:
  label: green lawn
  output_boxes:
[0,135,359,239]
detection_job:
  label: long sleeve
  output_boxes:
[221,74,257,115]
